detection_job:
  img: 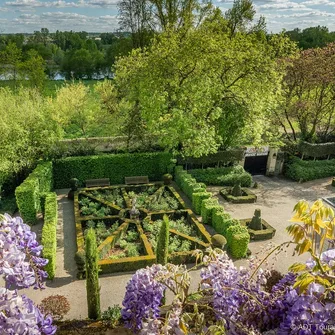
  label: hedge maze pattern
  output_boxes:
[74,183,211,275]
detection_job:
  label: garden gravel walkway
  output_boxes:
[22,176,334,320]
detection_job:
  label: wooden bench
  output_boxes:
[85,178,110,188]
[125,176,149,185]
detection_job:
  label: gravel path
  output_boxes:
[21,176,335,320]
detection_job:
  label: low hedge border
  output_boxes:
[15,162,53,224]
[42,192,58,279]
[220,188,257,204]
[240,218,276,241]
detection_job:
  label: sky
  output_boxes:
[0,0,335,34]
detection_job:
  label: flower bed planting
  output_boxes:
[74,183,211,276]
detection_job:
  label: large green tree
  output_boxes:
[275,43,335,142]
[0,88,61,176]
[19,49,46,90]
[110,11,291,156]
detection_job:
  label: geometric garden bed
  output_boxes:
[74,183,211,276]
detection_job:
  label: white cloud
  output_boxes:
[5,0,118,8]
[7,10,119,32]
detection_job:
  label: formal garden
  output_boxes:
[2,0,335,333]
[0,145,334,335]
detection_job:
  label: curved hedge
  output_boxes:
[15,162,53,224]
[53,152,173,189]
[285,157,335,182]
[189,166,252,187]
[42,192,58,279]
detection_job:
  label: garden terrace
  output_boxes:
[74,183,211,276]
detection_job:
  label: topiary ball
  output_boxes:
[211,234,227,249]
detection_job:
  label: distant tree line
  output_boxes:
[0,29,133,81]
[284,26,335,50]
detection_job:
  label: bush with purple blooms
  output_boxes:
[0,214,57,334]
[121,248,335,335]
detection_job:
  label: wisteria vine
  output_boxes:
[122,248,335,335]
[0,214,56,335]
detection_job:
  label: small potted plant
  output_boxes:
[163,173,173,185]
[67,178,79,200]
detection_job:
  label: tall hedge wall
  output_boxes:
[285,157,335,182]
[42,192,58,279]
[53,152,173,188]
[177,149,245,166]
[15,162,53,224]
[298,141,335,159]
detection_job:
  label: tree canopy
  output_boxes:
[111,9,294,156]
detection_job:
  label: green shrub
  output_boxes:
[174,166,206,200]
[53,152,172,188]
[156,215,169,265]
[189,166,252,187]
[86,228,101,320]
[212,209,239,236]
[15,162,53,224]
[211,206,226,232]
[40,192,48,214]
[211,234,227,249]
[285,156,335,182]
[192,192,212,214]
[298,141,335,159]
[42,192,58,279]
[201,197,219,225]
[15,178,39,224]
[226,225,250,258]
[177,149,245,166]
[101,305,122,327]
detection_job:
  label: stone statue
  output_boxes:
[130,197,140,219]
[249,209,263,230]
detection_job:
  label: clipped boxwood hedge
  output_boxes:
[201,198,220,225]
[192,191,212,214]
[226,225,250,259]
[285,156,335,182]
[53,152,172,188]
[220,188,257,204]
[177,149,245,166]
[15,162,53,224]
[174,166,206,199]
[298,141,335,159]
[189,166,252,187]
[212,209,239,237]
[42,192,58,279]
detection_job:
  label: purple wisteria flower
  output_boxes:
[0,214,56,335]
[122,264,169,330]
[0,214,48,289]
